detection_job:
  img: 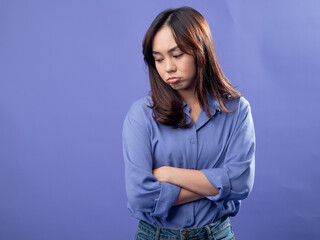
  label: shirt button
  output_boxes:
[190,138,196,144]
[187,219,191,223]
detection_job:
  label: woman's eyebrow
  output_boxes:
[152,46,179,55]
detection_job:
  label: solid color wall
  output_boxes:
[1,0,319,239]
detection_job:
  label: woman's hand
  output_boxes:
[153,166,172,182]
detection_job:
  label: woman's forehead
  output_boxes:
[152,26,178,53]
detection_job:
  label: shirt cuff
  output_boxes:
[150,182,180,219]
[201,168,231,202]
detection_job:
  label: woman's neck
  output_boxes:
[178,89,198,107]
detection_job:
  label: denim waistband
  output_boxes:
[137,215,230,240]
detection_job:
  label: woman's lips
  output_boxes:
[167,77,181,84]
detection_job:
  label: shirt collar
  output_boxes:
[208,93,221,115]
[182,92,221,116]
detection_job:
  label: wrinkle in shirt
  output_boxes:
[123,93,255,228]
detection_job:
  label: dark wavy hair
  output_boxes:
[142,6,241,128]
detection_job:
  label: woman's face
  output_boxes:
[152,26,197,95]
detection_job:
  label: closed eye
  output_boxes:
[173,53,184,58]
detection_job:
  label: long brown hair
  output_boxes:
[142,6,241,128]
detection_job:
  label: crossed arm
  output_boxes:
[153,166,219,206]
[124,98,255,218]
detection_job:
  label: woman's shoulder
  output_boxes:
[125,95,153,120]
[223,95,251,114]
[123,96,154,137]
[235,96,251,111]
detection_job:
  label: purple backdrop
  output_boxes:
[1,0,319,239]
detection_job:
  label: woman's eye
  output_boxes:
[173,53,184,58]
[155,59,163,63]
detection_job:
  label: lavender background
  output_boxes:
[1,0,319,239]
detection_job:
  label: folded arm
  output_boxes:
[123,102,181,219]
[173,187,204,206]
[154,98,255,206]
[153,167,219,206]
[153,166,219,197]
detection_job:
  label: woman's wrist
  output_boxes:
[165,166,175,183]
[153,166,175,183]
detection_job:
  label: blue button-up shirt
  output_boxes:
[122,93,255,228]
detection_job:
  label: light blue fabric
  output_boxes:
[122,93,255,229]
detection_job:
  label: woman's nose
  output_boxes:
[166,59,176,73]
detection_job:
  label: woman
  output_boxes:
[123,6,255,240]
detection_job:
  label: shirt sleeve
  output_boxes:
[201,97,255,203]
[122,101,181,220]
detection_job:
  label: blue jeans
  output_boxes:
[135,215,235,240]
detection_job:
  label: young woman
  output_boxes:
[123,6,255,240]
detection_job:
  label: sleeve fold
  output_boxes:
[151,182,180,218]
[201,168,231,201]
[123,101,180,220]
[201,98,255,203]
